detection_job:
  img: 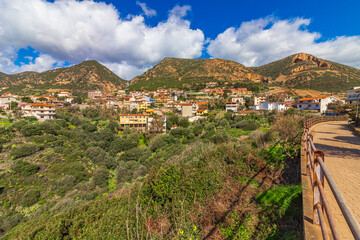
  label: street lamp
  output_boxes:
[355,94,360,127]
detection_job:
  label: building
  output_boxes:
[253,96,267,106]
[119,114,149,131]
[295,96,339,113]
[345,87,360,104]
[259,102,288,112]
[0,96,17,104]
[88,91,102,99]
[225,102,238,112]
[21,103,56,120]
[196,109,208,116]
[181,104,193,117]
[231,97,245,105]
[58,91,71,97]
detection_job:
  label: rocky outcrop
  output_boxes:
[292,53,332,68]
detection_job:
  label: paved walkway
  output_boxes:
[311,122,360,239]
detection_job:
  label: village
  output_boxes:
[0,82,357,132]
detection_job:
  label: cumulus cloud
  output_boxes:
[207,17,360,68]
[0,46,63,74]
[136,1,156,17]
[0,0,204,79]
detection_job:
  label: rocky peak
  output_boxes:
[292,53,332,68]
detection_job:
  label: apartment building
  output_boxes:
[21,103,56,120]
[253,96,267,106]
[226,102,238,112]
[88,91,102,99]
[295,96,339,113]
[119,114,149,131]
[345,87,360,104]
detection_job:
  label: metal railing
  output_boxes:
[303,116,360,240]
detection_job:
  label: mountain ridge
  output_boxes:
[0,60,129,94]
[130,53,360,92]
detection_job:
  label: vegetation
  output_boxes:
[0,60,129,95]
[0,108,304,239]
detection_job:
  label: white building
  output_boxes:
[345,87,360,104]
[226,102,238,112]
[296,96,339,113]
[0,96,17,104]
[231,97,245,105]
[58,91,71,97]
[259,102,289,112]
[21,103,56,120]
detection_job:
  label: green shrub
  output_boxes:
[118,147,151,162]
[116,161,147,184]
[81,121,97,132]
[20,124,43,136]
[93,168,109,188]
[170,127,185,138]
[211,131,229,143]
[10,144,39,159]
[149,134,174,152]
[21,189,40,207]
[11,160,40,176]
[11,119,29,131]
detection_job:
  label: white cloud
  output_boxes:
[207,17,360,69]
[102,61,151,80]
[0,46,63,74]
[0,0,204,79]
[136,1,156,17]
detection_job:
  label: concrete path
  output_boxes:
[311,122,360,239]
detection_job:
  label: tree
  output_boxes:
[148,115,165,134]
[74,96,82,104]
[21,97,33,103]
[37,97,47,102]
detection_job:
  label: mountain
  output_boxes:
[129,58,271,90]
[252,53,360,92]
[130,54,360,92]
[0,60,129,94]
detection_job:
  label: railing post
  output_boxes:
[313,150,325,226]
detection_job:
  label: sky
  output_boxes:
[0,0,359,80]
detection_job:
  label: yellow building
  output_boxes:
[137,100,151,112]
[119,114,149,131]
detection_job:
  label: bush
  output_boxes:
[93,168,109,188]
[149,134,174,152]
[21,189,40,207]
[81,121,97,132]
[11,160,40,176]
[39,121,61,135]
[20,124,43,137]
[10,144,39,159]
[170,127,185,138]
[211,131,229,143]
[119,147,151,162]
[53,175,77,196]
[11,119,29,131]
[86,146,106,163]
[116,161,147,184]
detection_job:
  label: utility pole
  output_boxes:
[356,94,360,127]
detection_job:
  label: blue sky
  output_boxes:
[0,0,359,80]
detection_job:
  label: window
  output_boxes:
[299,105,302,108]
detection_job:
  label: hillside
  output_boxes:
[0,111,303,239]
[130,54,360,93]
[130,58,271,90]
[252,53,360,92]
[0,61,129,94]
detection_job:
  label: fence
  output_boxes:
[303,115,360,240]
